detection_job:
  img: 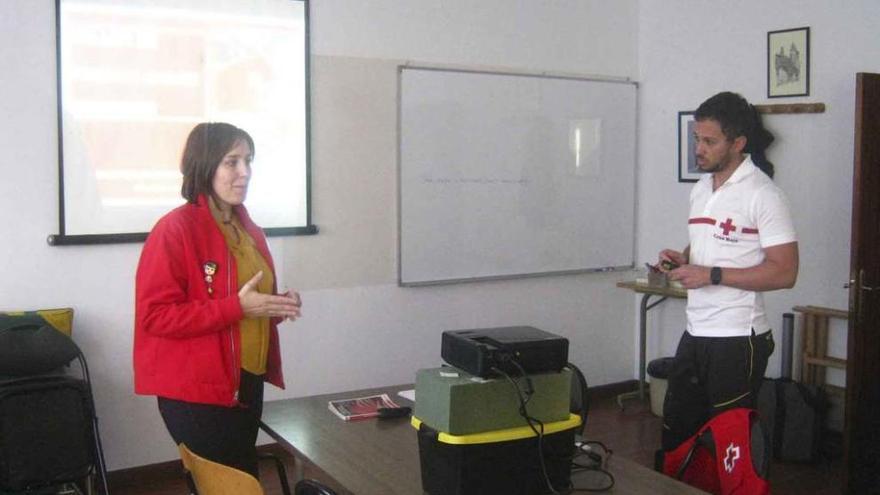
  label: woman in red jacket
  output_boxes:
[133,122,302,476]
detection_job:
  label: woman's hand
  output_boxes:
[238,271,302,321]
[278,289,302,322]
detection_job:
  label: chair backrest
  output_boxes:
[567,363,589,436]
[294,479,338,495]
[178,444,264,495]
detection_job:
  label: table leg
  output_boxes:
[294,456,304,483]
[617,293,667,409]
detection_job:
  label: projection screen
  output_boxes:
[52,0,313,244]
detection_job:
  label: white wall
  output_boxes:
[0,0,639,470]
[636,1,880,398]
[310,0,637,78]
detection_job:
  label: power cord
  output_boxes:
[566,440,615,492]
[492,358,615,494]
[493,358,561,495]
[564,363,615,493]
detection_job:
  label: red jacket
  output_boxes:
[133,195,285,406]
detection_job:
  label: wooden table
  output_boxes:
[260,384,706,494]
[615,282,687,405]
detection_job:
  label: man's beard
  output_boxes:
[697,158,724,173]
[697,151,735,174]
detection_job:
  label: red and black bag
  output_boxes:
[661,408,770,495]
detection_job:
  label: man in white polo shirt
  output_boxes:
[657,92,799,451]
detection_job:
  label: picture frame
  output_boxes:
[767,27,810,98]
[677,111,703,183]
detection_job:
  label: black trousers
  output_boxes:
[158,370,265,477]
[661,330,774,451]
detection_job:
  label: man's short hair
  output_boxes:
[694,91,753,142]
[695,91,776,178]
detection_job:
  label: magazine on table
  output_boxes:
[328,393,400,421]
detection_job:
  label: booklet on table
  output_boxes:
[328,393,400,421]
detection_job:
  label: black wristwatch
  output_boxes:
[710,266,723,285]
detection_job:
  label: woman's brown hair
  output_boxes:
[180,123,255,203]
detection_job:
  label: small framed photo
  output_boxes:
[768,27,810,98]
[678,111,703,183]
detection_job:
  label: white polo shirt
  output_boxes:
[686,156,797,337]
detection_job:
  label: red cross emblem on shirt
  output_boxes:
[719,218,737,236]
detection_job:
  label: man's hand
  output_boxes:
[658,249,688,272]
[664,241,799,291]
[667,265,712,289]
[238,271,302,321]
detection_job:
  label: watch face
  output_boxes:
[711,267,722,285]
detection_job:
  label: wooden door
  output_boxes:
[844,72,880,494]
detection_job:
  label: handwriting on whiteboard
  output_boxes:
[421,177,530,185]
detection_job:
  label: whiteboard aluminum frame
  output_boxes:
[396,64,638,287]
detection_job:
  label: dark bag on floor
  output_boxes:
[757,378,826,463]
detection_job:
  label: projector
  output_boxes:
[441,326,569,378]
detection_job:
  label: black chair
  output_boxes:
[258,452,292,495]
[567,362,590,437]
[0,321,109,495]
[294,478,338,495]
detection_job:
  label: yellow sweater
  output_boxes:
[210,199,272,375]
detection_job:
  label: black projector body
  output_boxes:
[440,326,569,378]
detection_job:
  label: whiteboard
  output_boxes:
[398,67,637,285]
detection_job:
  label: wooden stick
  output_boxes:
[804,314,817,385]
[816,315,829,384]
[793,305,849,319]
[755,103,826,114]
[803,356,847,370]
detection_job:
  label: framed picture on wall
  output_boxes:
[678,111,703,183]
[767,27,810,98]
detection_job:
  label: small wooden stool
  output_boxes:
[792,305,849,387]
